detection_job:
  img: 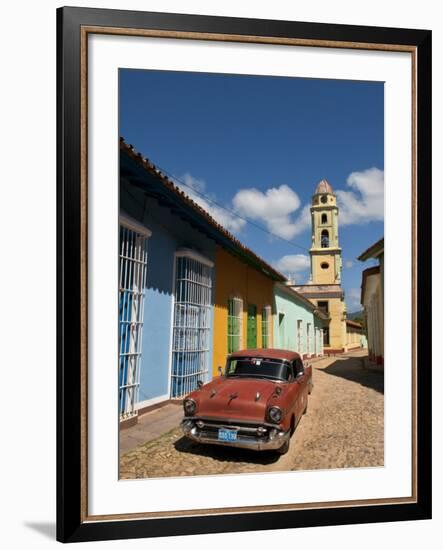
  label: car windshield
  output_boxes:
[225,357,291,381]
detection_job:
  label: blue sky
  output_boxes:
[119,69,384,313]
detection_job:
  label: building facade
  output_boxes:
[212,247,280,376]
[292,179,347,353]
[273,282,326,357]
[359,238,384,366]
[345,320,367,350]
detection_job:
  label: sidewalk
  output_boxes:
[119,402,183,456]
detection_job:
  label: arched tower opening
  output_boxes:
[321,229,329,248]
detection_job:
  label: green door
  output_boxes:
[247,304,257,348]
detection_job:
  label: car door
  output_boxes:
[294,358,308,417]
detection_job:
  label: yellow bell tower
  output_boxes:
[310,179,342,285]
[292,179,347,353]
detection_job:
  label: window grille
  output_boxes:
[228,297,243,353]
[171,254,213,398]
[261,306,272,348]
[119,223,149,420]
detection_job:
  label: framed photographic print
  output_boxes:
[57,6,432,543]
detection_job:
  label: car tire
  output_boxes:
[308,381,313,395]
[277,438,290,455]
[290,416,296,435]
[303,399,308,414]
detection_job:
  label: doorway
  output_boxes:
[247,304,257,348]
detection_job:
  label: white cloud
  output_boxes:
[232,185,311,239]
[174,173,246,233]
[273,254,310,281]
[346,288,362,312]
[336,168,384,226]
[345,260,354,269]
[173,166,384,244]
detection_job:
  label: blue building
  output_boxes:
[120,142,216,424]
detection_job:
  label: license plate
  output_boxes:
[218,428,237,442]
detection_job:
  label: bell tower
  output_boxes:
[309,179,342,285]
[291,178,347,353]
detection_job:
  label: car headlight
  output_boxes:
[267,406,283,424]
[183,398,197,416]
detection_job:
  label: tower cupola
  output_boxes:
[312,178,337,207]
[315,179,334,195]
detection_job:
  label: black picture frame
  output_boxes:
[57,6,432,543]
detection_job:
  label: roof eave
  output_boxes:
[358,238,384,261]
[120,139,287,282]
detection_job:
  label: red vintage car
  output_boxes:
[181,349,313,454]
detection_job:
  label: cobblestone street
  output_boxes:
[119,350,383,479]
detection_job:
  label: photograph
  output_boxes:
[0,0,436,544]
[118,69,385,480]
[53,4,432,542]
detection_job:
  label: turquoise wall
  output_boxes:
[360,333,368,348]
[314,315,324,355]
[273,285,321,356]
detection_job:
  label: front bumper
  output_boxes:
[181,417,289,451]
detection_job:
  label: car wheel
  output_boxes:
[277,438,290,455]
[303,398,308,414]
[308,381,313,395]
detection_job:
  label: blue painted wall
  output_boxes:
[120,179,216,405]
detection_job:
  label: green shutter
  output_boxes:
[247,304,257,349]
[262,307,268,348]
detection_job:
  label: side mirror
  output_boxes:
[197,380,203,389]
[218,366,223,376]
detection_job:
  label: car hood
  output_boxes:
[194,377,285,422]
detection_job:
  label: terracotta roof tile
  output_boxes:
[346,319,363,329]
[315,179,334,195]
[120,138,287,282]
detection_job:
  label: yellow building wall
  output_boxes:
[346,326,362,349]
[212,247,275,376]
[312,254,336,284]
[327,297,346,350]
